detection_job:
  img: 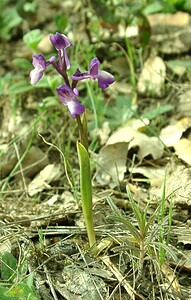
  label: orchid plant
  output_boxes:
[30,32,115,247]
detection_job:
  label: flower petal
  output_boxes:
[89,58,100,78]
[97,70,115,89]
[30,54,47,85]
[68,100,85,118]
[63,48,70,70]
[50,32,72,50]
[30,68,44,85]
[32,54,46,69]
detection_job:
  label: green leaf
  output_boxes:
[0,7,22,40]
[106,96,135,129]
[7,283,39,300]
[106,196,141,242]
[54,15,68,32]
[42,96,58,107]
[13,58,32,70]
[0,286,19,300]
[166,59,191,70]
[35,76,60,89]
[7,81,33,95]
[77,141,95,247]
[23,29,43,50]
[1,252,17,281]
[110,214,142,242]
[142,104,173,120]
[0,73,12,96]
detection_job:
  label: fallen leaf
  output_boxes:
[160,125,184,147]
[161,262,181,296]
[97,121,111,145]
[0,239,12,254]
[126,118,150,131]
[96,142,128,186]
[137,56,166,97]
[28,164,62,196]
[151,164,191,208]
[178,89,191,117]
[160,118,191,147]
[174,138,191,165]
[96,126,164,186]
[129,166,165,181]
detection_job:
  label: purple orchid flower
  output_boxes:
[30,54,56,85]
[50,32,72,70]
[71,58,115,89]
[56,84,85,118]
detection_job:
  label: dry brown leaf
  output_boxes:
[97,121,111,145]
[109,81,132,94]
[106,127,164,159]
[126,118,150,131]
[129,166,165,182]
[96,126,164,186]
[161,262,181,296]
[151,164,191,208]
[160,125,184,147]
[28,164,62,196]
[178,90,191,117]
[0,239,12,254]
[96,142,128,186]
[137,56,166,97]
[174,138,191,165]
[160,118,191,147]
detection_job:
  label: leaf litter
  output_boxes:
[1,1,191,299]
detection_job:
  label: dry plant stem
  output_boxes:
[43,264,58,300]
[102,255,145,300]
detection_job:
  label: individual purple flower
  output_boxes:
[50,32,72,70]
[71,58,115,89]
[56,84,85,118]
[30,54,56,85]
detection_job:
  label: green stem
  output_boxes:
[76,114,88,151]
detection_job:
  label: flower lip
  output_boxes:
[56,84,78,104]
[68,100,85,118]
[30,54,56,85]
[56,84,85,118]
[97,70,115,89]
[30,54,47,85]
[50,32,72,50]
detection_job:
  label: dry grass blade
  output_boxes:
[101,255,145,300]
